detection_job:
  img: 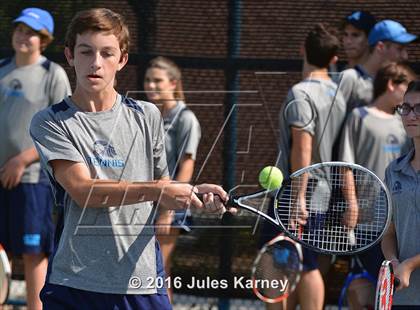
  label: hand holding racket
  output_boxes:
[224,162,392,255]
[251,234,303,303]
[375,260,400,310]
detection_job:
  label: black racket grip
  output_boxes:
[394,277,400,291]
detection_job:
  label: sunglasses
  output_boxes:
[396,103,420,116]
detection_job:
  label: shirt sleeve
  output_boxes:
[49,64,72,105]
[176,110,201,161]
[283,88,316,135]
[30,109,85,178]
[149,106,169,179]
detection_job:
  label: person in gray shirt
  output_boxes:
[339,62,415,309]
[144,56,201,302]
[382,80,420,307]
[0,7,71,309]
[30,9,231,310]
[338,20,417,113]
[262,24,346,310]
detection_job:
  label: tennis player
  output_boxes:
[339,19,417,113]
[30,8,229,309]
[341,11,376,68]
[144,56,201,302]
[261,23,346,310]
[382,80,420,308]
[0,7,71,309]
[339,62,415,309]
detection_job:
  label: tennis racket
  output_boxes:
[338,256,376,310]
[251,234,303,303]
[226,162,391,255]
[0,244,11,305]
[374,260,400,310]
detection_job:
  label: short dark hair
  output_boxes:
[405,80,420,96]
[305,23,340,68]
[65,8,129,57]
[373,62,416,99]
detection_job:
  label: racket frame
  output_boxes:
[273,162,392,255]
[251,234,303,303]
[0,244,11,305]
[374,260,396,310]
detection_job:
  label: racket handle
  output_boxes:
[348,229,356,246]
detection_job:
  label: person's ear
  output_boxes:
[387,79,395,92]
[64,47,74,67]
[329,56,338,65]
[117,53,128,71]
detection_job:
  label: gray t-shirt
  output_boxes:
[385,150,420,306]
[337,65,373,113]
[339,106,410,180]
[0,56,71,183]
[30,95,169,294]
[163,101,201,178]
[278,78,346,178]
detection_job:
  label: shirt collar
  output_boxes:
[392,148,416,176]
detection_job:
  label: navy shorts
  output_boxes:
[40,283,172,310]
[353,243,384,278]
[0,182,54,255]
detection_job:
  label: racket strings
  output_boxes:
[275,165,390,253]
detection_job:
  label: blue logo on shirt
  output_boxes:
[383,135,401,153]
[88,140,125,168]
[392,181,402,194]
[5,78,24,97]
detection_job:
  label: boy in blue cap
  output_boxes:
[0,7,71,309]
[339,19,417,113]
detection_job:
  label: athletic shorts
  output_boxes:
[40,283,172,310]
[353,243,384,279]
[0,182,54,255]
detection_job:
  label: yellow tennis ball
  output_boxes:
[258,166,284,190]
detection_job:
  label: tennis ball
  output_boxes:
[258,166,284,190]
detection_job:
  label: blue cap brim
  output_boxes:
[13,16,45,32]
[392,32,418,44]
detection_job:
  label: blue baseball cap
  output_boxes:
[368,20,417,46]
[345,11,376,34]
[13,8,54,35]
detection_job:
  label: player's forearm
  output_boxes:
[290,143,311,173]
[71,178,165,208]
[404,254,420,271]
[17,147,39,166]
[381,223,398,260]
[175,156,195,183]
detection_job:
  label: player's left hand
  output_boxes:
[394,259,413,291]
[195,184,236,215]
[0,155,26,189]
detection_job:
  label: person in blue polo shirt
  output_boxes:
[382,80,420,308]
[0,7,71,309]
